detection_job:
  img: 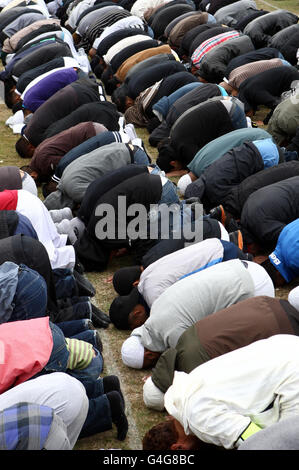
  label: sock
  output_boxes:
[50,208,73,223]
[107,391,128,441]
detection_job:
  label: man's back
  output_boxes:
[132,259,254,351]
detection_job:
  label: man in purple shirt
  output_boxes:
[12,67,83,113]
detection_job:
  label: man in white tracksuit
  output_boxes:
[143,334,299,450]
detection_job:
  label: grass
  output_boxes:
[257,0,299,13]
[1,0,299,450]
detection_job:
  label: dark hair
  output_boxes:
[4,77,17,109]
[101,65,121,95]
[42,180,58,197]
[15,137,34,159]
[261,258,282,287]
[90,55,101,72]
[111,84,129,113]
[93,63,105,79]
[113,266,142,296]
[156,138,178,173]
[12,101,23,114]
[142,421,178,450]
[146,116,161,134]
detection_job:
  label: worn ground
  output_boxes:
[1,0,299,450]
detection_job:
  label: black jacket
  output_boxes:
[96,28,149,57]
[24,79,108,146]
[232,9,268,31]
[225,46,281,78]
[127,61,186,100]
[268,24,299,65]
[75,173,162,271]
[78,164,148,225]
[238,65,299,112]
[185,141,265,210]
[225,161,299,218]
[243,9,298,48]
[110,39,159,73]
[169,99,235,166]
[198,35,255,83]
[150,3,194,38]
[240,175,299,248]
[43,101,119,141]
[149,83,222,146]
[11,41,72,78]
[207,0,237,15]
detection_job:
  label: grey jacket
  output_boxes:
[131,259,255,352]
[43,142,133,210]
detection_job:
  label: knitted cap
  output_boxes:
[112,266,141,296]
[244,260,275,297]
[143,376,165,411]
[121,336,144,369]
[177,174,192,196]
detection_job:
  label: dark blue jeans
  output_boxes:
[12,265,48,321]
[43,323,103,379]
[56,319,92,336]
[79,378,112,438]
[68,347,103,382]
[56,296,92,321]
[133,147,150,165]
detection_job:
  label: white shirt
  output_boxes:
[165,335,299,449]
[138,238,225,308]
[103,34,152,65]
[131,0,173,19]
[0,372,88,448]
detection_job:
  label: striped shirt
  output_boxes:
[227,58,287,90]
[191,30,241,68]
[0,403,53,450]
[66,338,94,370]
[76,5,124,37]
[83,9,131,49]
[92,15,146,50]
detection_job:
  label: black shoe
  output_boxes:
[91,303,111,328]
[73,270,96,297]
[74,260,85,274]
[209,205,226,225]
[107,391,128,441]
[229,230,243,251]
[103,375,125,409]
